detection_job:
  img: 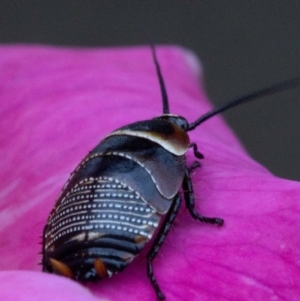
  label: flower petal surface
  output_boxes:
[0,45,299,301]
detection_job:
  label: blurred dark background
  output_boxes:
[1,1,300,180]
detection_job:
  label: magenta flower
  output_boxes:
[1,45,300,301]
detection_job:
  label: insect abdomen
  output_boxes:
[44,175,160,280]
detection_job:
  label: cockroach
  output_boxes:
[42,43,300,300]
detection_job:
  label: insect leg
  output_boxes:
[189,161,200,172]
[42,224,51,272]
[183,168,223,226]
[188,142,203,171]
[147,194,182,300]
[189,142,204,159]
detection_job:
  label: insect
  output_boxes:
[42,43,300,300]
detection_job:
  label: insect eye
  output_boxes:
[174,116,189,130]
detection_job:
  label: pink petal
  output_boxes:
[0,271,104,301]
[0,45,299,301]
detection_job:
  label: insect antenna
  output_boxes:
[188,76,300,131]
[149,42,170,114]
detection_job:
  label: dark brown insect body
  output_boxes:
[42,43,300,300]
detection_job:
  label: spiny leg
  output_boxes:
[41,224,51,272]
[147,194,182,300]
[183,168,223,226]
